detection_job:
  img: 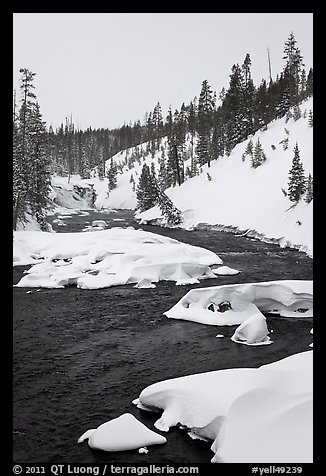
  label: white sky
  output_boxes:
[13,12,313,131]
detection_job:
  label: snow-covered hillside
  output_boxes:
[137,98,313,256]
[49,98,313,256]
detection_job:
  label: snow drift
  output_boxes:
[133,350,313,463]
[13,228,222,289]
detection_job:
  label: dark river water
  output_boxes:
[13,209,313,464]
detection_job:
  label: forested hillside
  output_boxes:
[13,33,313,236]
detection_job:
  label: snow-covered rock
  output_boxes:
[212,266,240,276]
[164,280,313,326]
[230,313,272,346]
[77,413,167,452]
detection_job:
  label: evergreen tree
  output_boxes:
[292,104,302,121]
[166,107,183,186]
[106,158,118,190]
[136,163,159,211]
[241,53,255,137]
[13,68,51,230]
[129,173,136,192]
[282,32,304,106]
[276,73,291,118]
[305,68,313,98]
[157,156,169,190]
[196,80,215,167]
[287,142,306,201]
[222,64,248,151]
[157,190,182,226]
[28,102,52,229]
[245,138,254,156]
[187,100,197,174]
[305,174,313,203]
[253,79,270,130]
[308,110,313,127]
[251,138,266,168]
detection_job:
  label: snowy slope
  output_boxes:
[48,99,313,256]
[136,98,313,256]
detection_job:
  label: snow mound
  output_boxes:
[164,280,313,326]
[212,266,240,275]
[134,351,312,463]
[13,228,222,289]
[230,312,272,346]
[77,413,167,452]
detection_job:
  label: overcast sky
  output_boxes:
[13,12,313,131]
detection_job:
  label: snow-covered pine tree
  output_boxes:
[187,100,197,175]
[244,138,254,158]
[196,80,215,167]
[253,79,270,130]
[241,53,255,137]
[287,142,306,202]
[129,173,136,192]
[13,68,52,230]
[308,110,313,127]
[157,156,169,191]
[28,101,52,229]
[106,158,118,191]
[166,107,183,186]
[136,163,159,211]
[282,32,304,106]
[157,190,182,226]
[251,138,266,168]
[292,104,302,121]
[305,174,313,203]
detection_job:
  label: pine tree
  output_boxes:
[129,173,136,192]
[305,68,313,98]
[292,104,302,121]
[251,138,266,168]
[28,102,52,229]
[241,53,255,137]
[136,163,159,211]
[305,174,313,203]
[308,110,313,127]
[166,108,183,186]
[282,32,304,106]
[196,80,215,167]
[288,143,306,202]
[106,158,118,191]
[253,79,270,130]
[157,190,182,226]
[245,138,254,156]
[13,68,51,230]
[222,64,248,151]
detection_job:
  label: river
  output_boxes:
[13,209,313,464]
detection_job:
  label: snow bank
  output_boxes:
[78,413,167,452]
[164,280,313,327]
[133,350,312,463]
[13,228,222,289]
